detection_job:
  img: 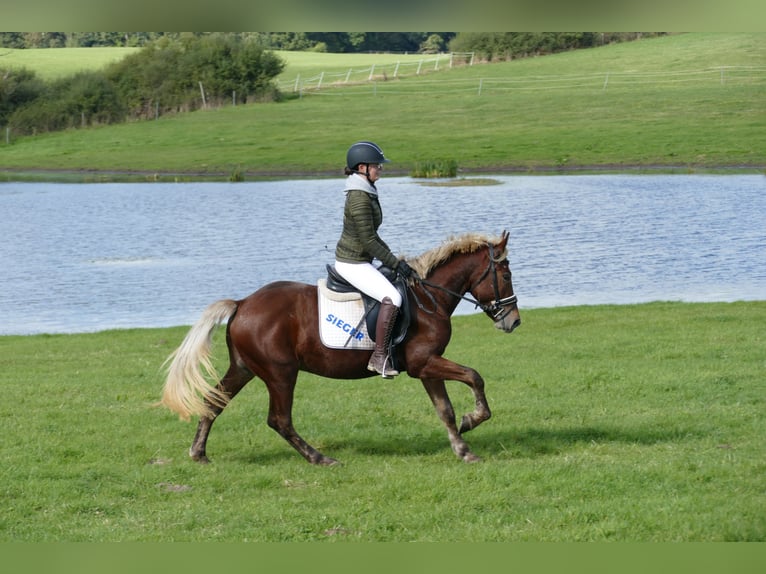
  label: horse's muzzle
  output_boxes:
[495,313,521,333]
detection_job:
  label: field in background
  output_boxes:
[3,34,762,92]
[0,45,452,83]
[0,33,764,178]
[274,50,458,89]
[0,46,139,79]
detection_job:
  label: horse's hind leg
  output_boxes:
[264,373,339,466]
[189,363,253,463]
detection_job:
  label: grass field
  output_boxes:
[0,46,139,79]
[0,45,443,83]
[0,33,763,179]
[273,50,453,87]
[1,301,763,541]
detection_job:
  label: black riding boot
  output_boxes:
[367,297,399,378]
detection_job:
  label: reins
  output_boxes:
[409,243,517,321]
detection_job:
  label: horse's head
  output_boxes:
[409,231,521,332]
[470,230,521,333]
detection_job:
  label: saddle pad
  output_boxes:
[317,279,374,350]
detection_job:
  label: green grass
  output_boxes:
[273,50,452,86]
[1,301,763,541]
[0,46,139,79]
[0,33,763,179]
[0,46,443,84]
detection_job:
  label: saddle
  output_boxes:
[324,264,410,346]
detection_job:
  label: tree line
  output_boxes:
[0,32,455,53]
[0,31,662,55]
[449,32,667,60]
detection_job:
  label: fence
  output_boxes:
[277,52,475,95]
[279,65,766,99]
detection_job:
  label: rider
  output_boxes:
[334,141,415,378]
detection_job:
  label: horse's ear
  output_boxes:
[498,230,510,248]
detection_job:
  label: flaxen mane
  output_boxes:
[407,233,506,278]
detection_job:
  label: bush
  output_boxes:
[9,70,125,135]
[0,67,45,125]
[4,34,287,135]
[410,159,458,178]
[106,34,285,118]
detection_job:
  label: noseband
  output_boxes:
[412,242,518,321]
[473,243,518,321]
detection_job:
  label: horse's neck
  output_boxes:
[427,255,476,313]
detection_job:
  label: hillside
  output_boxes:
[1,33,763,180]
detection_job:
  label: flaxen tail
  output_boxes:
[160,299,238,421]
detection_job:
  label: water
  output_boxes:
[1,175,764,335]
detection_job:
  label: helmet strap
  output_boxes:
[365,170,379,187]
[355,164,376,186]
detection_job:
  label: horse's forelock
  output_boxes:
[408,233,504,277]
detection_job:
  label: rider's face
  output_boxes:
[362,163,383,182]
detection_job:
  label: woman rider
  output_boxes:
[334,141,415,378]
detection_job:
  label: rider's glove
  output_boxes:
[396,260,417,280]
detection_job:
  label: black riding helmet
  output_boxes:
[346,141,391,171]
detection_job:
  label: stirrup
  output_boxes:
[367,354,399,378]
[381,358,399,378]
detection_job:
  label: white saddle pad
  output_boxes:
[317,279,374,350]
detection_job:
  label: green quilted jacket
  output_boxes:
[335,184,399,269]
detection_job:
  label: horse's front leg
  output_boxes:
[417,355,492,435]
[420,377,481,463]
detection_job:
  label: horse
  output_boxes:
[160,231,521,464]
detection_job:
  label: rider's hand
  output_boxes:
[397,260,417,280]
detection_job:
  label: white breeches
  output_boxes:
[333,260,402,307]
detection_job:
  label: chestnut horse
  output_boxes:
[160,231,520,464]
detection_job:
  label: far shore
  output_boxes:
[2,164,763,184]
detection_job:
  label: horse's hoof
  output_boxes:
[459,416,475,434]
[191,454,210,464]
[462,452,482,463]
[309,453,340,466]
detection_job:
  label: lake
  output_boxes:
[1,174,764,335]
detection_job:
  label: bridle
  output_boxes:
[411,242,518,322]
